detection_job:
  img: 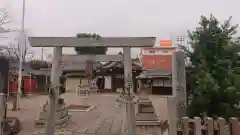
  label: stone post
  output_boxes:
[167,97,177,135]
[172,51,187,118]
[44,47,62,135]
[123,47,136,135]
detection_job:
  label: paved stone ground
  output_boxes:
[6,93,168,135]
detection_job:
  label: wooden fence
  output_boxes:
[170,117,240,135]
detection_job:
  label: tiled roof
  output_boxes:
[96,59,142,71]
[136,69,171,79]
[62,61,101,72]
[30,69,51,76]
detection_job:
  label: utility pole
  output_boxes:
[14,0,25,111]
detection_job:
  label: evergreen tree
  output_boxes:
[74,33,107,55]
[183,15,240,118]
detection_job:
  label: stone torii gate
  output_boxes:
[28,37,156,135]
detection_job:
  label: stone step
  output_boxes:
[136,113,158,121]
[136,120,162,126]
[137,102,155,113]
[140,107,155,113]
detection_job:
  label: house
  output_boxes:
[61,55,102,92]
[141,47,176,70]
[136,69,172,95]
[4,57,39,94]
[138,47,176,95]
[94,58,142,93]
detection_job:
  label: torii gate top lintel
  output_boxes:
[28,37,156,47]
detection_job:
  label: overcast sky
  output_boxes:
[1,0,240,60]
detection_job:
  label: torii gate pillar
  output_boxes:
[123,47,136,135]
[45,46,62,135]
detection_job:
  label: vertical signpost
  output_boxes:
[174,51,187,117]
[28,37,156,135]
[167,51,187,135]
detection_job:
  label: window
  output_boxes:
[164,79,172,87]
[151,60,155,64]
[116,75,123,78]
[149,50,155,54]
[162,50,168,53]
[152,79,163,86]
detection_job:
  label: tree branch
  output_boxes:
[5,42,29,63]
[0,8,11,26]
[179,45,193,57]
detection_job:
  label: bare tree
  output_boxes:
[0,8,11,26]
[0,8,12,56]
[0,8,32,62]
[7,41,31,63]
[0,34,32,63]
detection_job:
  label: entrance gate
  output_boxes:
[28,36,156,135]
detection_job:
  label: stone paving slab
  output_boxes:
[6,93,169,135]
[110,116,123,134]
[85,115,106,134]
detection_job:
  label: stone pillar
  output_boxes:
[167,97,178,135]
[45,47,62,135]
[123,47,133,94]
[172,51,187,118]
[123,47,136,135]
